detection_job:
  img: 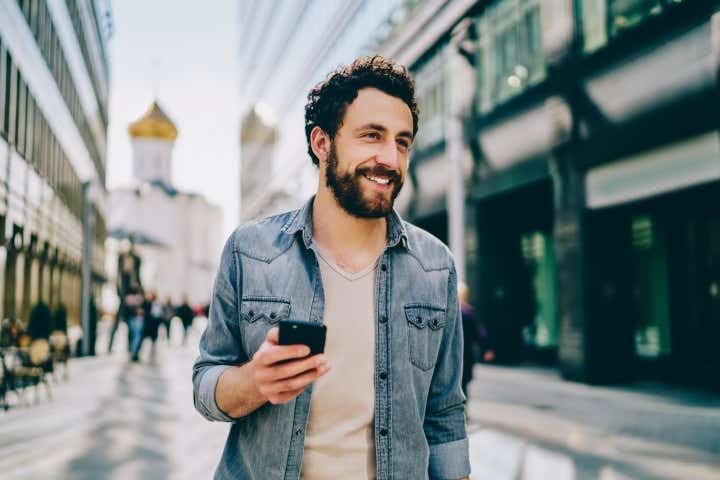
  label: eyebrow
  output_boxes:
[355,123,414,140]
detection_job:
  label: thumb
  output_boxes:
[266,327,279,345]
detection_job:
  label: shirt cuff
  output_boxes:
[428,437,471,479]
[197,364,235,422]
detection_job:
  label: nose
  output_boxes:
[375,140,400,169]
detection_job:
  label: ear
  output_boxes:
[310,126,331,166]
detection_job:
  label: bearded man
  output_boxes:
[193,56,470,480]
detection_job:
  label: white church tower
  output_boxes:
[105,100,223,309]
[128,101,178,186]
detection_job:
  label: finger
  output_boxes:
[257,344,310,366]
[266,327,279,345]
[263,354,327,382]
[266,364,330,394]
[268,386,306,405]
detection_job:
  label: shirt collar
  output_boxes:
[281,195,410,250]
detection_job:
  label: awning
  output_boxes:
[586,132,720,209]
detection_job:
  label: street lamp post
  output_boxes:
[80,181,95,356]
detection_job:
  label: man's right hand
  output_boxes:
[251,327,330,405]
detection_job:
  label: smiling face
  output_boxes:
[318,88,414,218]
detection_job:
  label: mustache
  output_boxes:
[356,165,401,182]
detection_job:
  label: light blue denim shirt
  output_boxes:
[193,196,470,480]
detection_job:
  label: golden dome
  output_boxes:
[128,101,178,140]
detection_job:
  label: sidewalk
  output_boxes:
[2,325,719,479]
[466,364,720,480]
[0,323,227,480]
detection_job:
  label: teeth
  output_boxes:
[365,174,390,185]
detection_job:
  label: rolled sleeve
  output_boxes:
[425,262,470,478]
[192,231,247,422]
[429,437,471,479]
[194,364,235,422]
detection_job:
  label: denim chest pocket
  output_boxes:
[240,297,290,324]
[240,297,291,356]
[404,304,447,371]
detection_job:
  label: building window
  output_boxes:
[8,61,17,146]
[16,76,26,156]
[475,0,546,114]
[631,215,672,358]
[413,48,446,151]
[521,231,558,349]
[578,0,686,54]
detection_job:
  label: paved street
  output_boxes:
[1,320,719,479]
[0,321,227,480]
[466,365,720,480]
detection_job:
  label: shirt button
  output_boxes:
[380,264,387,271]
[380,428,388,436]
[379,315,387,323]
[380,372,387,380]
[295,428,303,436]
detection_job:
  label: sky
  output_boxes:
[106,0,239,237]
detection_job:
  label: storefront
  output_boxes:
[586,133,720,388]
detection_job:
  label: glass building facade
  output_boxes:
[377,0,719,388]
[0,0,110,332]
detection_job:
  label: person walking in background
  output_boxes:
[175,297,194,346]
[109,240,143,353]
[125,287,145,362]
[144,291,162,357]
[459,281,493,396]
[161,297,174,343]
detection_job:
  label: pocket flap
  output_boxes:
[404,304,446,330]
[241,297,290,324]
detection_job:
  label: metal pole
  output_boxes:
[80,182,94,356]
[446,46,467,282]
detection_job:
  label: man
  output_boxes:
[176,296,195,346]
[108,239,143,353]
[458,281,493,395]
[193,56,470,480]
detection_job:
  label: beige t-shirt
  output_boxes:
[301,248,378,480]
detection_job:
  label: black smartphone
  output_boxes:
[278,320,327,355]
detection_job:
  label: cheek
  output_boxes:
[399,158,409,176]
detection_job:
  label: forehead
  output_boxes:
[341,87,413,133]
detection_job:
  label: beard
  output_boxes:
[325,143,403,218]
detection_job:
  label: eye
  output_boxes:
[364,131,381,140]
[397,139,411,152]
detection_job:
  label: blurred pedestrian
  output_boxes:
[161,297,174,342]
[125,288,145,362]
[27,301,53,341]
[109,240,143,353]
[144,291,162,356]
[459,281,493,396]
[175,297,194,346]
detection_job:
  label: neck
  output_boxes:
[312,187,388,260]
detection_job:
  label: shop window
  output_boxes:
[520,231,558,349]
[476,0,546,114]
[29,254,40,309]
[578,0,686,54]
[14,250,24,323]
[631,215,672,358]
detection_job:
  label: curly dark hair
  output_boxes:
[304,55,419,166]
